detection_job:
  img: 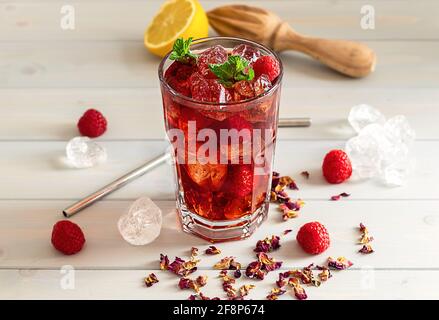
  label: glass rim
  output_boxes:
[158,36,284,107]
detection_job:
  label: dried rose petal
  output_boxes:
[289,277,308,300]
[278,176,298,191]
[304,264,321,287]
[144,273,159,287]
[233,269,242,278]
[245,261,265,280]
[359,244,374,254]
[230,259,242,271]
[159,254,169,270]
[196,275,208,287]
[266,287,286,300]
[279,199,304,220]
[199,292,220,300]
[276,271,292,288]
[254,235,281,253]
[359,222,367,232]
[360,234,374,244]
[327,256,353,270]
[190,247,199,257]
[359,223,374,244]
[283,229,293,235]
[189,292,221,300]
[214,256,241,271]
[330,192,350,201]
[219,270,238,298]
[316,265,332,281]
[257,252,282,272]
[289,180,299,190]
[199,292,210,300]
[238,284,255,297]
[213,256,234,270]
[168,256,199,277]
[276,191,290,203]
[205,245,221,255]
[301,171,310,179]
[178,277,194,290]
[254,240,270,253]
[271,176,280,189]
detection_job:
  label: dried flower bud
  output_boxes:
[144,273,159,287]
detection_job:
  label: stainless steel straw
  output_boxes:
[63,153,170,217]
[63,117,311,217]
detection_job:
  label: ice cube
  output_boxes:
[197,45,228,78]
[66,136,107,168]
[189,72,231,103]
[348,104,386,133]
[384,115,416,146]
[345,133,381,178]
[185,163,228,191]
[382,158,414,187]
[232,44,261,63]
[117,197,162,246]
[346,106,416,186]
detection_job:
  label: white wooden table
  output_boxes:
[1,0,439,300]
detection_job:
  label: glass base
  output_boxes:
[177,193,268,242]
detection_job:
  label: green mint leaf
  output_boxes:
[208,55,254,86]
[247,68,255,80]
[169,37,197,63]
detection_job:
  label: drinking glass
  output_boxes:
[159,37,283,242]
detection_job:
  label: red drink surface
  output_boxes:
[161,41,281,223]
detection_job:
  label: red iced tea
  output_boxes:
[159,37,282,241]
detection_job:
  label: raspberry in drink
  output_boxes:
[159,37,283,241]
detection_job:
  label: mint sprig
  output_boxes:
[209,55,255,87]
[169,38,198,64]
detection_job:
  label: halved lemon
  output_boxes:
[144,0,209,57]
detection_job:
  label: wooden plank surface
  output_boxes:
[1,269,438,300]
[1,88,438,141]
[0,41,438,89]
[0,199,438,269]
[0,1,438,41]
[0,140,436,200]
[1,0,438,300]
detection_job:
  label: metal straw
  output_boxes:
[62,117,311,217]
[63,153,170,217]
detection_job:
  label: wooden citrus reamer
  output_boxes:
[207,5,376,78]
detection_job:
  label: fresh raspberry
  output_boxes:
[164,61,194,81]
[252,56,281,82]
[228,164,254,197]
[77,109,107,138]
[322,149,352,184]
[296,222,330,254]
[51,220,85,255]
[164,61,194,97]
